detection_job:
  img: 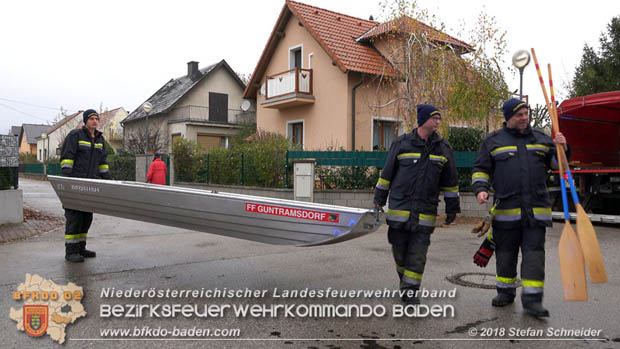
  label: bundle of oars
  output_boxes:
[531,48,607,301]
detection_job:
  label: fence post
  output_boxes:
[285,150,289,188]
[240,152,245,185]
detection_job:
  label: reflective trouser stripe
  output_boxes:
[403,269,422,286]
[99,164,109,173]
[496,275,518,288]
[418,213,436,227]
[521,279,544,294]
[65,233,87,243]
[387,209,409,222]
[396,264,404,276]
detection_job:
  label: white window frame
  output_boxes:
[286,119,305,149]
[308,52,314,69]
[370,116,404,150]
[288,44,304,69]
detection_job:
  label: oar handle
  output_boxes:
[560,169,571,221]
[566,171,581,205]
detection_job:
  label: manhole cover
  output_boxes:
[446,272,521,289]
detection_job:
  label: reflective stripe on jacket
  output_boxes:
[374,129,460,230]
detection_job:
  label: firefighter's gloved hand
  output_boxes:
[444,213,456,225]
[474,238,495,268]
[471,215,492,237]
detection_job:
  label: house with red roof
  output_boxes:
[244,0,475,150]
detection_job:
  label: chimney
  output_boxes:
[187,61,202,80]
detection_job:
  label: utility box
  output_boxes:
[294,160,314,202]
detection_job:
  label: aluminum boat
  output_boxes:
[47,175,384,246]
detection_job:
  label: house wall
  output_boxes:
[348,73,404,151]
[256,14,350,150]
[19,133,33,154]
[179,66,248,121]
[48,115,82,159]
[102,108,128,151]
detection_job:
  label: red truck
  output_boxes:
[557,91,620,221]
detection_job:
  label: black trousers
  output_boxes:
[388,224,434,290]
[494,225,546,294]
[64,208,93,254]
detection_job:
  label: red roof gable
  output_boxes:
[287,0,395,76]
[243,1,470,98]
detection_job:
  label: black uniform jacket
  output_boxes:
[374,130,460,230]
[60,127,111,179]
[472,124,560,229]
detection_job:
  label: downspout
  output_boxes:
[351,73,365,151]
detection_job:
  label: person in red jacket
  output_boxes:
[147,153,168,185]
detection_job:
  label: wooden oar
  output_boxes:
[548,65,607,283]
[531,48,587,301]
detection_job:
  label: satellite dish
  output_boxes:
[240,100,251,112]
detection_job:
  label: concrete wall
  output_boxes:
[0,189,23,225]
[175,181,491,217]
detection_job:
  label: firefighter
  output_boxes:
[472,98,567,317]
[60,109,111,263]
[374,104,460,304]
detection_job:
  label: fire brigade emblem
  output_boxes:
[23,305,48,337]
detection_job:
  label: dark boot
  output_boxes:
[401,287,420,305]
[65,243,84,263]
[492,288,515,307]
[79,241,96,258]
[522,293,549,318]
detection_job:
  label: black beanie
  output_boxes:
[417,104,440,126]
[502,98,527,120]
[83,109,98,123]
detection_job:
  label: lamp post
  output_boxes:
[512,50,531,100]
[142,102,153,180]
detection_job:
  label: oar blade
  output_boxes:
[558,223,587,301]
[576,205,607,283]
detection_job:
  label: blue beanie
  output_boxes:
[417,104,440,126]
[83,109,98,123]
[502,98,527,120]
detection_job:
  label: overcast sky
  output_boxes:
[1,0,618,135]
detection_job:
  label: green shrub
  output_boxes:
[19,153,38,164]
[172,138,204,182]
[0,168,12,190]
[446,127,486,192]
[108,153,135,180]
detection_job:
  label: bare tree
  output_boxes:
[124,118,170,154]
[530,104,551,131]
[368,0,509,132]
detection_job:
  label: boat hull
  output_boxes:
[47,176,385,246]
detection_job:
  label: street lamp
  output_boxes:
[142,102,153,180]
[142,102,153,154]
[512,50,531,100]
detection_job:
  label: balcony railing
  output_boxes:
[266,68,313,100]
[167,105,256,125]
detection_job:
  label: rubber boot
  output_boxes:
[79,241,96,258]
[522,293,549,318]
[401,286,420,305]
[65,243,84,263]
[492,288,515,307]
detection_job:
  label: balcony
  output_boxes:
[167,105,256,125]
[261,68,314,109]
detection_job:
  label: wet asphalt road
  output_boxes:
[1,179,619,348]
